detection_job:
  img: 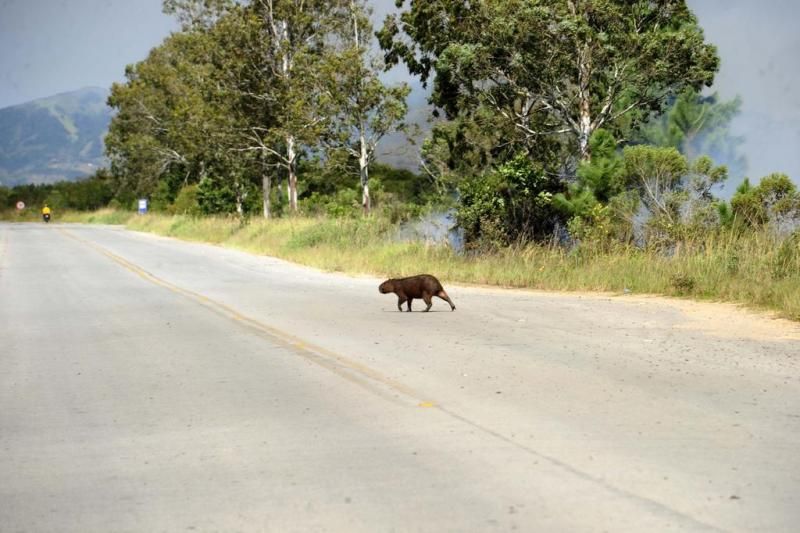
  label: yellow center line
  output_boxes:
[58,227,436,408]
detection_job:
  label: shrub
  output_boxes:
[731,173,800,228]
[772,231,800,280]
[302,189,361,218]
[172,184,201,215]
[670,273,696,294]
[457,155,561,249]
[197,175,236,214]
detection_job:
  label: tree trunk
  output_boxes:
[262,173,271,219]
[362,181,370,215]
[359,131,370,215]
[361,172,370,216]
[351,3,370,215]
[575,20,593,162]
[578,97,592,162]
[577,58,593,162]
[235,186,244,217]
[287,134,298,211]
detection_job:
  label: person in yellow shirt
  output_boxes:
[42,204,51,223]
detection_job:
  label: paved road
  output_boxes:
[1,222,799,532]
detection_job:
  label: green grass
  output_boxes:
[3,209,798,320]
[61,209,137,225]
[0,209,44,222]
[0,208,132,224]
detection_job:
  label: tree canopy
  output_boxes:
[379,0,719,163]
[106,0,412,217]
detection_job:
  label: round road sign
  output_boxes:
[16,201,25,210]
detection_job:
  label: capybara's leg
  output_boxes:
[437,290,456,311]
[397,296,406,312]
[423,292,433,312]
[406,298,413,312]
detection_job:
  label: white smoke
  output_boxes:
[688,0,800,188]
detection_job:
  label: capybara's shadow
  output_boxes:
[380,309,449,313]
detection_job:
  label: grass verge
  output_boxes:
[0,208,132,225]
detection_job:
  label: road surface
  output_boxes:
[1,222,799,532]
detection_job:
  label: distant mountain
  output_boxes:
[0,87,112,186]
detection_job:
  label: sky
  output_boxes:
[0,0,176,106]
[1,0,798,183]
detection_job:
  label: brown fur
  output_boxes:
[379,274,456,312]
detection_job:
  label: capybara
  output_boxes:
[379,274,456,312]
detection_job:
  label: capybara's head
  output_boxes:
[379,280,393,294]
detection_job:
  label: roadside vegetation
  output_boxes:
[4,206,796,321]
[2,0,799,320]
[130,213,800,322]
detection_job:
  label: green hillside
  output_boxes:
[0,87,111,186]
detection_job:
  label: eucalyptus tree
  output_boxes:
[379,0,719,164]
[202,5,282,217]
[107,11,264,214]
[324,0,410,214]
[233,0,351,213]
[163,0,236,30]
[160,0,351,216]
[106,31,221,198]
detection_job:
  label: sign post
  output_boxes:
[138,199,148,215]
[16,201,25,211]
